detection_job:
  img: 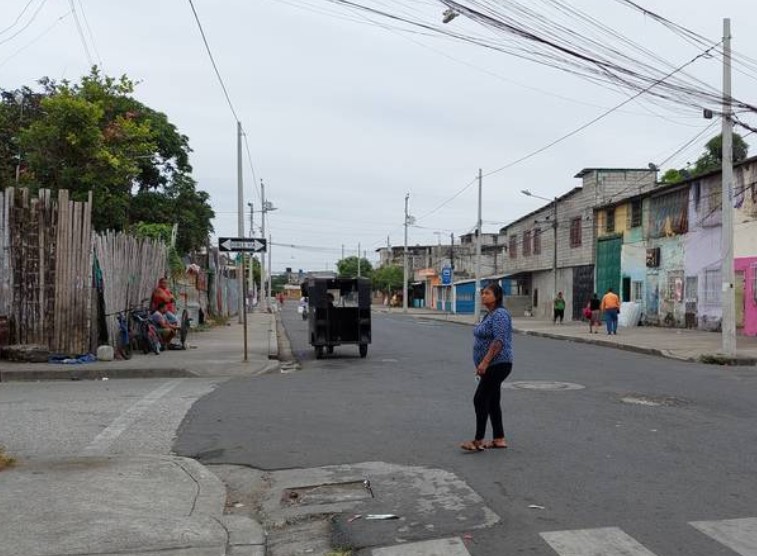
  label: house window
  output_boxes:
[632,280,643,302]
[685,276,698,301]
[533,228,542,255]
[667,270,684,302]
[523,230,532,256]
[631,200,642,228]
[703,268,721,306]
[752,264,757,302]
[570,217,582,247]
[606,208,615,233]
[509,235,517,259]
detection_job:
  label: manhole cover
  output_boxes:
[503,381,585,391]
[282,481,371,507]
[620,394,687,407]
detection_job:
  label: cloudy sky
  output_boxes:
[4,0,756,272]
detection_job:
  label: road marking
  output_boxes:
[540,527,658,556]
[372,537,471,556]
[81,380,183,456]
[690,518,757,555]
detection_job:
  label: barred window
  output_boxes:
[632,281,643,302]
[570,217,582,247]
[523,230,532,256]
[533,228,542,255]
[703,268,721,306]
[509,234,517,258]
[631,200,642,228]
[606,208,615,233]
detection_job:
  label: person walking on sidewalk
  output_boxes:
[589,293,601,334]
[601,288,620,335]
[553,292,566,324]
[461,283,514,452]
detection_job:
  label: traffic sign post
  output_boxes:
[219,237,266,364]
[441,266,452,285]
[219,237,267,253]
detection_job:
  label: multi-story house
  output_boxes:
[593,155,757,335]
[498,168,657,320]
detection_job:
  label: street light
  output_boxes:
[521,189,558,301]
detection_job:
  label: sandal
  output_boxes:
[460,440,485,452]
[483,438,508,449]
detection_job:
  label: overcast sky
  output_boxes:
[4,0,756,272]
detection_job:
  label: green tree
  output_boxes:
[2,68,213,256]
[372,264,404,293]
[336,256,373,278]
[661,133,750,184]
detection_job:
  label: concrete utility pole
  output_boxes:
[403,193,409,313]
[721,18,736,355]
[552,196,558,300]
[260,180,266,311]
[358,242,361,277]
[473,169,483,322]
[268,233,272,310]
[236,123,246,336]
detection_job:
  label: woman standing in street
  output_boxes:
[460,283,514,452]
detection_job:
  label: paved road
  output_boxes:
[0,378,219,459]
[174,303,757,555]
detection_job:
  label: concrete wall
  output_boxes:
[734,257,757,335]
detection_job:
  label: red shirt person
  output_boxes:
[151,278,178,324]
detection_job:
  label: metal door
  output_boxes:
[572,265,595,320]
[596,236,622,297]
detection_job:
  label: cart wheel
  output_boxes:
[327,346,334,354]
[359,344,368,358]
[315,346,324,359]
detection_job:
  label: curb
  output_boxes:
[0,367,193,382]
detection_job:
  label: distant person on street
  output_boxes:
[589,293,601,334]
[299,295,308,320]
[553,292,566,324]
[151,277,178,325]
[461,283,514,452]
[601,288,621,335]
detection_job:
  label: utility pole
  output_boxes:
[403,193,409,313]
[260,180,266,312]
[553,196,558,300]
[268,233,272,310]
[358,242,361,277]
[473,169,482,322]
[248,202,256,311]
[721,18,736,355]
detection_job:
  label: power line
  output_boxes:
[0,0,49,47]
[68,0,93,65]
[0,0,37,36]
[186,0,240,122]
[0,10,71,69]
[76,0,102,67]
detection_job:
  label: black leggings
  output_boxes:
[473,362,513,441]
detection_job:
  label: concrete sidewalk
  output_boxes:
[0,454,265,556]
[0,311,280,381]
[379,307,757,365]
[0,311,278,555]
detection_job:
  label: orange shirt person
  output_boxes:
[600,288,620,335]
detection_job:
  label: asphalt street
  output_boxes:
[173,303,757,555]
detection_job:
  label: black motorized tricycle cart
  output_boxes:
[302,276,371,359]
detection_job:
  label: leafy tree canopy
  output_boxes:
[336,256,373,279]
[661,132,749,184]
[372,264,404,293]
[0,68,212,254]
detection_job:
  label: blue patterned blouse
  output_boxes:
[472,307,513,367]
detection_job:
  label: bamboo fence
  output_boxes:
[0,187,93,354]
[93,231,167,348]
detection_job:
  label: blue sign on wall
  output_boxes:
[441,266,452,285]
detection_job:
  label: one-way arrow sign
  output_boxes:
[218,237,267,252]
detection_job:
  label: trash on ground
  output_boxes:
[365,514,399,520]
[232,502,245,508]
[364,478,374,498]
[347,514,363,523]
[528,504,545,510]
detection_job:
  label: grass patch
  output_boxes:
[0,446,17,470]
[326,551,352,556]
